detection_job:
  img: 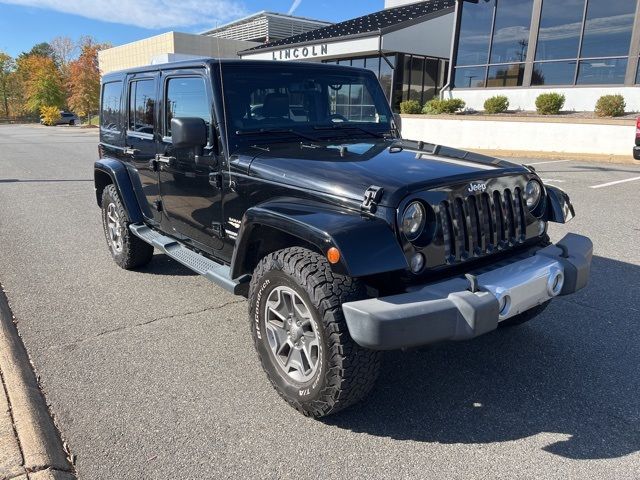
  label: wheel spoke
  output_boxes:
[265,321,288,351]
[301,335,318,370]
[287,348,307,375]
[293,297,311,322]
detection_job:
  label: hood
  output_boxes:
[246,139,527,207]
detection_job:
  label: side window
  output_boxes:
[128,79,155,135]
[165,77,211,137]
[100,81,122,131]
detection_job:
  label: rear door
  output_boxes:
[157,70,224,251]
[124,73,161,224]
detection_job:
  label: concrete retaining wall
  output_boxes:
[400,115,635,158]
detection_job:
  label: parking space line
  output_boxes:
[589,176,640,189]
[526,160,572,166]
[540,179,565,183]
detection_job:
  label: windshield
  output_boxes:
[220,63,394,149]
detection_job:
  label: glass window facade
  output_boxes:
[454,0,640,88]
[324,53,444,112]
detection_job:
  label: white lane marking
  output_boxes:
[541,179,565,183]
[526,160,572,166]
[589,176,640,189]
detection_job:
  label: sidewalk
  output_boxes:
[0,287,75,480]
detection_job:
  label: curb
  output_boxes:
[0,287,74,477]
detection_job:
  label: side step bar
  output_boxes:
[129,223,248,295]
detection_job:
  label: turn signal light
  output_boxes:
[326,247,341,264]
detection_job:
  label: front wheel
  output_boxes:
[249,247,381,418]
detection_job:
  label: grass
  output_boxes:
[81,115,99,127]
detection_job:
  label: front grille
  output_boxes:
[439,188,527,264]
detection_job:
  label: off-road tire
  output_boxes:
[499,300,551,327]
[101,184,153,269]
[249,247,381,418]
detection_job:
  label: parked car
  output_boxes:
[634,117,640,160]
[40,111,79,126]
[94,59,592,418]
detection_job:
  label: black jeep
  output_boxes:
[95,59,592,418]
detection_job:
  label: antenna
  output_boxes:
[215,23,233,190]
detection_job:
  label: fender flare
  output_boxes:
[230,199,408,279]
[94,158,144,224]
[545,185,575,224]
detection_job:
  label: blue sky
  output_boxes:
[0,0,383,57]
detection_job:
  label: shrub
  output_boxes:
[399,100,422,114]
[422,98,466,115]
[535,93,565,115]
[484,95,509,114]
[40,106,61,126]
[595,94,626,117]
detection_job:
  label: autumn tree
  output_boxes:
[67,41,102,123]
[17,55,65,113]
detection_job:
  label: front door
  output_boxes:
[125,73,160,223]
[157,72,224,252]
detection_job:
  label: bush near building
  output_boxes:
[40,105,61,125]
[423,98,466,115]
[484,95,509,114]
[399,100,422,114]
[535,93,565,115]
[594,94,626,117]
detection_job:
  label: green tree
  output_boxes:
[18,42,57,63]
[0,52,15,117]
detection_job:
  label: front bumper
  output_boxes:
[342,234,592,350]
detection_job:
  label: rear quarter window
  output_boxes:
[101,81,123,132]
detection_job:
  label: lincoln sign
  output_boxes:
[272,44,329,60]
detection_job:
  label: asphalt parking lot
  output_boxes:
[0,124,639,479]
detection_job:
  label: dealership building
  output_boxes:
[99,0,640,112]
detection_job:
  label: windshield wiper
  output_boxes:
[313,124,387,139]
[236,128,317,142]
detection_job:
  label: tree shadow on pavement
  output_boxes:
[326,256,640,461]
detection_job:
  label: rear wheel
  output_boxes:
[249,247,381,418]
[101,184,153,269]
[499,301,551,327]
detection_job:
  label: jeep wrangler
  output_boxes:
[95,59,592,418]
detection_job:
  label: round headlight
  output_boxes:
[525,180,543,210]
[401,201,426,241]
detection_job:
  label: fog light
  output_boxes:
[538,220,547,236]
[410,253,425,273]
[498,294,511,316]
[547,271,564,297]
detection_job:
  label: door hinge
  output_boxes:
[361,185,384,214]
[153,200,163,212]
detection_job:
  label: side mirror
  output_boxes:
[171,117,207,149]
[393,113,402,136]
